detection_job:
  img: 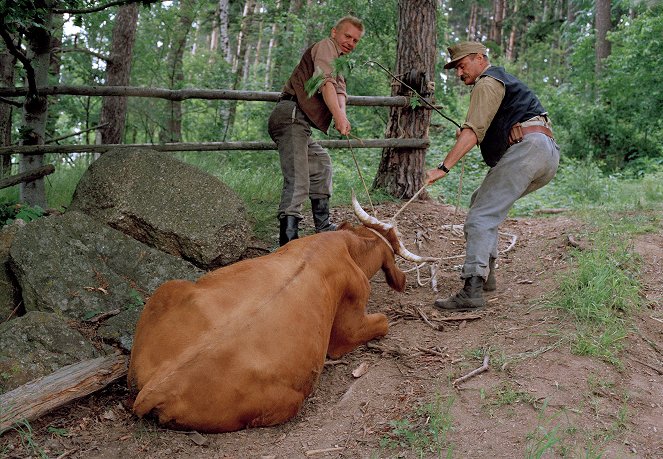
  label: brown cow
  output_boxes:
[127,196,434,433]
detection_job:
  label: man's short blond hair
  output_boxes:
[334,16,364,35]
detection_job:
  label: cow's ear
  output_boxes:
[382,257,406,292]
[337,221,352,230]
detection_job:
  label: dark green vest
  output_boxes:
[478,66,546,166]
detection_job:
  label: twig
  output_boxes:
[84,308,121,324]
[453,354,489,387]
[416,346,447,358]
[305,446,344,456]
[650,316,663,325]
[413,306,443,331]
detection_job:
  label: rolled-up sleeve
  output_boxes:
[462,76,505,144]
[311,38,347,98]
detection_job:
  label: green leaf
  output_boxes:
[304,71,325,98]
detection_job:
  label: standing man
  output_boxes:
[426,42,560,312]
[268,16,364,246]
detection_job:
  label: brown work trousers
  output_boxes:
[268,100,333,220]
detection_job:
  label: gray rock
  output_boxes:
[0,222,22,321]
[0,311,98,394]
[68,148,252,269]
[9,211,202,326]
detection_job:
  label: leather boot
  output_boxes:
[279,216,300,246]
[311,198,337,233]
[484,256,497,291]
[434,276,486,312]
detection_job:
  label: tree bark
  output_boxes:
[373,0,436,199]
[595,0,612,78]
[98,2,139,145]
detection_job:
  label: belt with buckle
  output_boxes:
[508,123,554,146]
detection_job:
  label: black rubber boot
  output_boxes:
[484,256,497,292]
[434,276,486,312]
[311,198,337,233]
[279,216,300,246]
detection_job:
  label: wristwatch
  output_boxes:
[437,162,450,173]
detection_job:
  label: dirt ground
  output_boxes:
[2,200,662,458]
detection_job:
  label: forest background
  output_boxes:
[0,0,662,239]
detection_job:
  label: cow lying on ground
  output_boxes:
[127,195,435,433]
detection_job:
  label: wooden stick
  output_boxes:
[631,358,663,375]
[413,306,443,331]
[0,353,128,433]
[453,354,489,387]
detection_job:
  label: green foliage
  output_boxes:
[380,393,455,458]
[0,202,44,226]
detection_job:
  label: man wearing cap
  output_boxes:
[268,16,364,246]
[425,41,560,311]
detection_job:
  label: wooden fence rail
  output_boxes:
[0,138,429,156]
[0,85,431,107]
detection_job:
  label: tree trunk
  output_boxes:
[163,0,195,143]
[98,2,139,145]
[506,0,520,61]
[373,0,436,199]
[19,1,54,207]
[490,0,506,47]
[0,44,15,177]
[595,0,611,78]
[223,0,256,140]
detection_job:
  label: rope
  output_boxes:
[345,134,375,215]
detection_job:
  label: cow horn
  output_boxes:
[395,240,440,263]
[351,191,393,231]
[352,191,439,263]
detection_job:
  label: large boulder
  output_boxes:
[0,222,22,321]
[8,211,203,348]
[68,148,252,269]
[0,311,99,394]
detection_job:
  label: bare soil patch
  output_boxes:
[2,200,662,458]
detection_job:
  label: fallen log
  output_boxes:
[0,353,128,434]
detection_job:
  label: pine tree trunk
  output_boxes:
[595,0,612,78]
[373,0,436,199]
[98,3,139,145]
[223,0,256,140]
[163,0,195,143]
[0,46,15,177]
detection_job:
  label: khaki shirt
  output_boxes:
[285,38,347,100]
[462,67,505,144]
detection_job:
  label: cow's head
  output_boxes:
[349,193,438,291]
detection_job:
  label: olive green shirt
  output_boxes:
[462,67,505,144]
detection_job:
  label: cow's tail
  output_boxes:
[132,379,168,419]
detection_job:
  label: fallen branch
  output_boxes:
[0,353,128,434]
[453,354,489,387]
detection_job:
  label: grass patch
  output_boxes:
[545,215,643,366]
[379,393,455,458]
